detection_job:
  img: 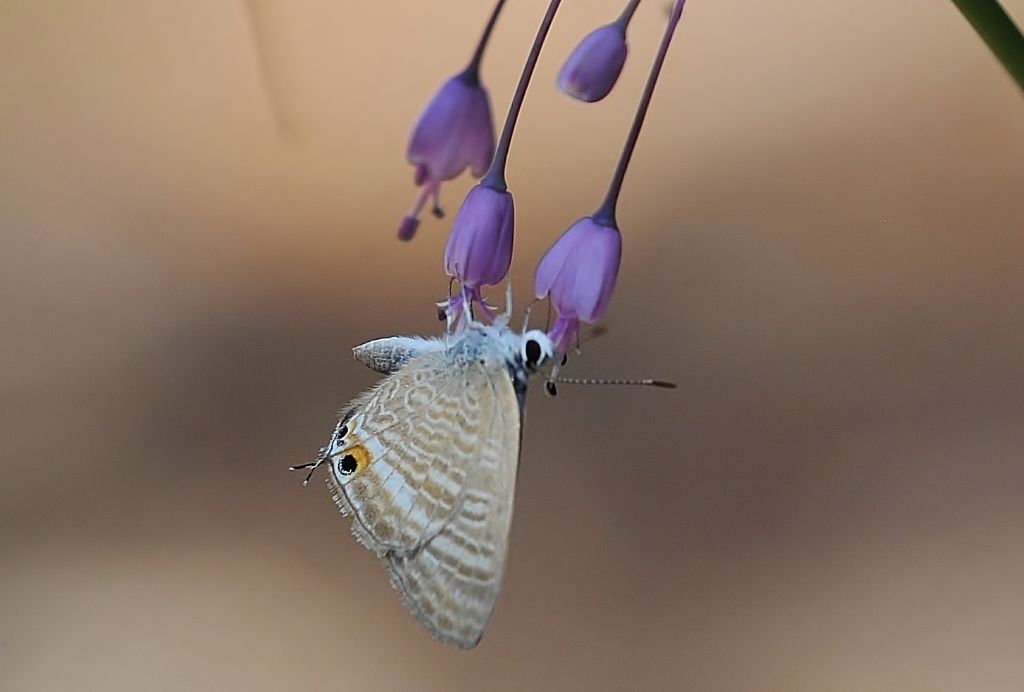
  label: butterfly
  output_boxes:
[292,315,555,648]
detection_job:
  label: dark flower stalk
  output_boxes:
[480,0,563,192]
[465,0,506,83]
[444,0,563,323]
[536,0,688,355]
[616,0,642,27]
[594,0,686,227]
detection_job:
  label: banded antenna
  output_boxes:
[545,377,677,396]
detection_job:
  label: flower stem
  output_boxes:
[615,0,642,30]
[594,0,686,227]
[949,0,1024,91]
[464,0,508,85]
[483,0,563,192]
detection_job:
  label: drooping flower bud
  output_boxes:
[396,1,508,241]
[557,23,628,103]
[444,184,515,290]
[399,72,496,241]
[534,216,621,353]
[408,74,495,184]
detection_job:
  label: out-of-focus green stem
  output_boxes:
[950,0,1024,91]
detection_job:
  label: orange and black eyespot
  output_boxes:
[335,444,370,476]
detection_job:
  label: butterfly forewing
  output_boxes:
[326,334,522,647]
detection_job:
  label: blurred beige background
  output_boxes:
[2,1,1023,690]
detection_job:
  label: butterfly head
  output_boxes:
[519,329,554,373]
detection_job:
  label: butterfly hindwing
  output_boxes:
[387,357,521,648]
[326,332,523,647]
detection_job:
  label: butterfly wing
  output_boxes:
[385,359,521,648]
[326,339,522,648]
[352,336,445,375]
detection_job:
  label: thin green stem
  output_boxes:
[483,0,562,192]
[950,0,1024,91]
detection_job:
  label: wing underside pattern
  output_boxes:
[326,345,522,647]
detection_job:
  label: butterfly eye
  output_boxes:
[521,330,553,371]
[525,340,542,366]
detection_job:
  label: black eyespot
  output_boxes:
[339,454,358,475]
[524,339,542,367]
[335,425,348,443]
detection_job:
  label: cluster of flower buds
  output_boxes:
[398,0,688,357]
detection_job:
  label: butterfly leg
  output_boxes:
[520,297,537,333]
[544,351,569,397]
[496,280,514,323]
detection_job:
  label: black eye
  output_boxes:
[524,339,543,368]
[338,454,358,475]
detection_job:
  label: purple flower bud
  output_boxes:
[408,74,495,181]
[444,184,514,290]
[534,216,622,352]
[557,24,628,103]
[398,73,496,241]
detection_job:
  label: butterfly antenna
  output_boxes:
[556,377,676,388]
[546,376,677,396]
